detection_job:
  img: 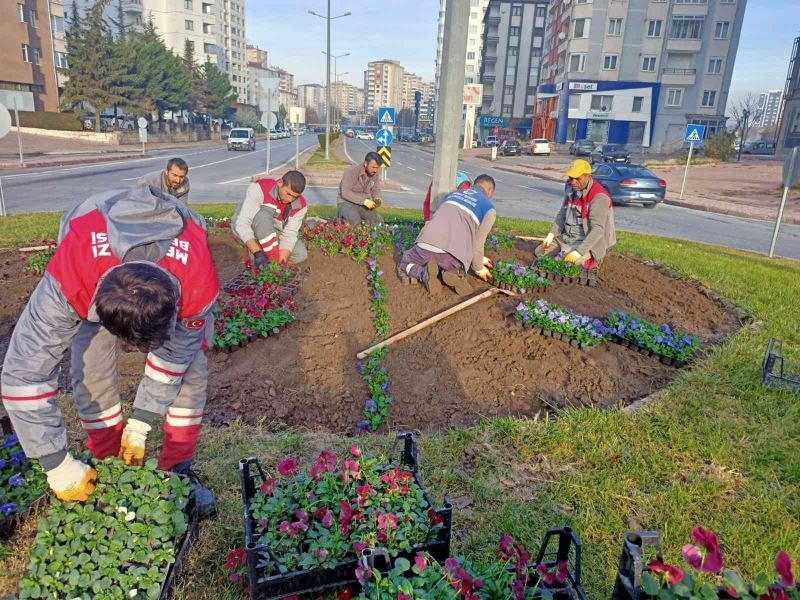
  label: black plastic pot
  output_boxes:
[159,493,200,600]
[238,432,453,600]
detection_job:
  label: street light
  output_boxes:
[323,51,350,130]
[309,4,352,160]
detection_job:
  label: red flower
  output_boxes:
[377,511,398,531]
[498,533,515,559]
[682,527,724,573]
[398,593,411,600]
[259,479,276,495]
[761,589,790,600]
[278,458,297,477]
[648,560,685,586]
[349,445,362,458]
[415,552,427,573]
[338,589,353,600]
[427,508,443,525]
[224,547,247,569]
[776,551,794,587]
[358,239,367,248]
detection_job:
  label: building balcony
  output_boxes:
[666,38,702,53]
[487,16,500,26]
[482,74,496,83]
[661,68,697,86]
[484,56,497,65]
[486,35,499,45]
[122,0,143,14]
[483,94,494,103]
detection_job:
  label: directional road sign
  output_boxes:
[137,117,148,130]
[377,107,395,126]
[377,146,392,167]
[260,111,277,129]
[684,123,706,144]
[375,128,393,147]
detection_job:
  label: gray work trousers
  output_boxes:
[336,201,384,226]
[252,206,307,263]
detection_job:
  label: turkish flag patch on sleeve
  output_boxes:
[184,318,206,330]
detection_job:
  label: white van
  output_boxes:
[227,127,256,151]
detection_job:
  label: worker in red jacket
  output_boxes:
[0,186,219,516]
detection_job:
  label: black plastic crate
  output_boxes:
[239,432,453,600]
[762,338,800,393]
[0,415,46,541]
[359,526,586,600]
[158,491,200,600]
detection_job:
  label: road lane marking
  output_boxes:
[424,172,432,176]
[406,166,416,171]
[215,144,317,185]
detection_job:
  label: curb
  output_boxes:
[662,198,800,225]
[0,153,148,170]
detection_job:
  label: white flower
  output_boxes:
[129,590,138,598]
[117,505,128,514]
[125,511,136,522]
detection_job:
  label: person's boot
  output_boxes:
[421,262,441,294]
[172,460,217,520]
[441,269,472,295]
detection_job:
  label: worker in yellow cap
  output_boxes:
[534,159,616,269]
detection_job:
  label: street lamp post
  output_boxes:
[309,4,351,160]
[323,51,350,131]
[737,108,750,162]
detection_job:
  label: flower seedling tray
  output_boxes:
[493,281,548,294]
[238,432,453,600]
[609,335,688,367]
[215,321,295,354]
[534,260,598,287]
[761,338,800,394]
[513,320,599,352]
[158,492,200,600]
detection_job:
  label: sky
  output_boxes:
[246,0,797,106]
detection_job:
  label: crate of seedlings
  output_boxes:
[358,526,587,600]
[0,417,48,541]
[605,311,699,367]
[761,338,800,394]
[513,300,610,351]
[238,432,452,599]
[492,260,550,294]
[534,256,598,287]
[16,457,198,600]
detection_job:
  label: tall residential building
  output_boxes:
[246,44,267,68]
[401,72,423,109]
[434,0,489,128]
[296,83,326,118]
[331,82,364,117]
[479,0,549,132]
[364,59,404,113]
[0,0,65,112]
[777,36,800,153]
[269,67,296,109]
[535,0,747,152]
[220,0,247,102]
[246,60,269,108]
[756,90,783,129]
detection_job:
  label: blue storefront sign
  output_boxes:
[479,115,508,128]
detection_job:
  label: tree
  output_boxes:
[702,131,735,161]
[235,107,260,129]
[278,104,288,128]
[108,0,128,40]
[202,61,236,117]
[63,0,131,131]
[729,94,762,145]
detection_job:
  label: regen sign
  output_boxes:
[479,115,507,128]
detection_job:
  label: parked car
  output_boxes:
[591,144,631,164]
[742,141,776,155]
[569,139,595,156]
[591,163,665,208]
[498,139,521,156]
[345,129,356,138]
[529,138,551,156]
[227,127,256,151]
[485,135,499,147]
[357,131,373,140]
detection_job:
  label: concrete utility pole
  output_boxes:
[431,0,469,212]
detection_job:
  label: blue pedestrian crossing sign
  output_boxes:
[375,128,394,147]
[684,123,706,144]
[377,107,395,125]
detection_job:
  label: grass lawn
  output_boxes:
[305,146,351,171]
[0,206,798,599]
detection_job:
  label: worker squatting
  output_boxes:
[0,154,614,514]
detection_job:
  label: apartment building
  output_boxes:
[246,60,269,108]
[401,72,424,109]
[246,44,267,68]
[536,0,747,152]
[479,0,549,132]
[297,83,326,118]
[364,59,404,113]
[0,0,64,112]
[331,81,364,118]
[756,89,783,129]
[219,0,247,102]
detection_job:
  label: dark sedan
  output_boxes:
[569,139,595,156]
[591,144,631,164]
[592,164,666,208]
[499,139,521,156]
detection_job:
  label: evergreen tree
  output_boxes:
[202,62,236,117]
[108,0,127,40]
[63,0,129,130]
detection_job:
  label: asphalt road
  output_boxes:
[1,134,798,260]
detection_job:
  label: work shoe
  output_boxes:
[442,270,472,295]
[172,460,217,520]
[421,262,441,294]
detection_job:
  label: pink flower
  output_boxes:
[341,459,361,483]
[322,511,334,529]
[295,509,309,523]
[353,541,367,553]
[398,594,411,600]
[349,445,362,458]
[414,553,427,573]
[682,527,724,573]
[499,533,515,559]
[278,458,297,477]
[776,551,794,587]
[377,512,398,532]
[259,479,276,495]
[648,560,685,586]
[314,548,329,560]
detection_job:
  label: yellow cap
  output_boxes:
[565,159,592,178]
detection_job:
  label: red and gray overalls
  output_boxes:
[0,186,219,472]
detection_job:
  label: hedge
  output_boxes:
[10,111,83,132]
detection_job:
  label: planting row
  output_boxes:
[513,300,700,363]
[0,420,48,540]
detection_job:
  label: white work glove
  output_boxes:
[46,454,97,502]
[482,256,494,269]
[541,233,555,249]
[119,419,152,467]
[474,267,492,282]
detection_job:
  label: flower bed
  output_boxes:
[535,256,598,287]
[250,261,297,287]
[513,300,610,350]
[24,247,55,276]
[612,528,800,600]
[388,221,423,253]
[0,422,47,540]
[211,284,296,350]
[236,434,452,599]
[605,311,699,366]
[493,261,550,294]
[304,222,393,263]
[17,457,197,600]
